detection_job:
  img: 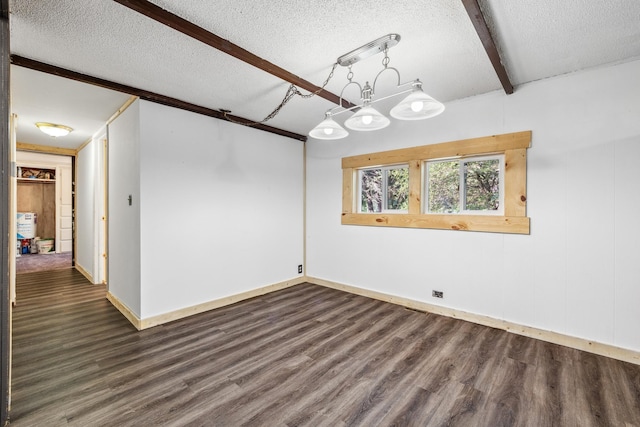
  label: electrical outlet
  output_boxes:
[298,265,303,274]
[432,290,443,298]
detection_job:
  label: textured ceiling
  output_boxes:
[11,66,131,149]
[482,0,640,84]
[9,0,640,148]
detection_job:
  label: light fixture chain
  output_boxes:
[222,63,339,127]
[297,62,338,98]
[382,47,390,68]
[347,65,354,82]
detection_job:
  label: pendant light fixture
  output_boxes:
[308,34,444,140]
[308,112,349,140]
[344,83,390,131]
[218,34,443,140]
[344,103,390,131]
[390,80,446,120]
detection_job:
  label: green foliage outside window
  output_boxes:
[360,169,382,212]
[387,168,409,210]
[464,159,500,211]
[427,161,460,213]
[427,157,501,213]
[360,157,499,214]
[360,167,408,212]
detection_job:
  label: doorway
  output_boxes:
[15,152,73,274]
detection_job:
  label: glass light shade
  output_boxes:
[390,90,445,120]
[35,122,73,137]
[308,115,349,140]
[344,106,390,131]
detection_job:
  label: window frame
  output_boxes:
[341,131,531,234]
[358,164,409,214]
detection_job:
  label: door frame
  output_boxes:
[1,0,12,423]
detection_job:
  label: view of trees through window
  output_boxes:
[427,156,501,213]
[344,131,530,233]
[360,167,409,212]
[360,169,382,212]
[464,158,500,211]
[427,160,460,213]
[359,157,500,214]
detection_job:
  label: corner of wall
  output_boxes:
[106,291,142,331]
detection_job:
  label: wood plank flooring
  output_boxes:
[10,269,640,426]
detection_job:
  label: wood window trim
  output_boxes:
[341,131,531,234]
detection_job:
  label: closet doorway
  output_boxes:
[15,152,73,274]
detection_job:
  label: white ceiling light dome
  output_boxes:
[35,122,73,137]
[344,105,390,131]
[308,112,349,140]
[390,80,445,120]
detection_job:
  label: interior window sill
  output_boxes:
[341,213,530,234]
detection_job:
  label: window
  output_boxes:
[341,131,531,234]
[359,165,409,213]
[426,155,504,215]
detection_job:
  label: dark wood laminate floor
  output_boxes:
[10,269,640,426]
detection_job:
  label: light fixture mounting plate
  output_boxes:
[337,34,401,67]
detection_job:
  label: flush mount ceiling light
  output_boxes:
[308,34,445,140]
[35,122,73,137]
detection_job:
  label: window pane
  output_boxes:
[386,168,409,210]
[360,169,382,212]
[427,161,459,213]
[464,159,500,211]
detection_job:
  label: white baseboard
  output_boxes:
[105,273,639,365]
[74,263,94,284]
[306,276,640,366]
[106,291,142,330]
[140,277,306,329]
[106,276,306,331]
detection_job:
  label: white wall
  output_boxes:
[306,59,640,352]
[107,99,304,320]
[76,128,106,284]
[108,100,141,316]
[76,137,96,279]
[138,101,304,318]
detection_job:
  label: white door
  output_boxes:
[96,137,107,284]
[58,165,73,253]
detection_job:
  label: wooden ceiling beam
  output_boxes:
[10,55,306,141]
[112,0,355,109]
[461,0,514,94]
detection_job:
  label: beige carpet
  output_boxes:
[15,252,73,274]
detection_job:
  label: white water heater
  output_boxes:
[17,212,37,239]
